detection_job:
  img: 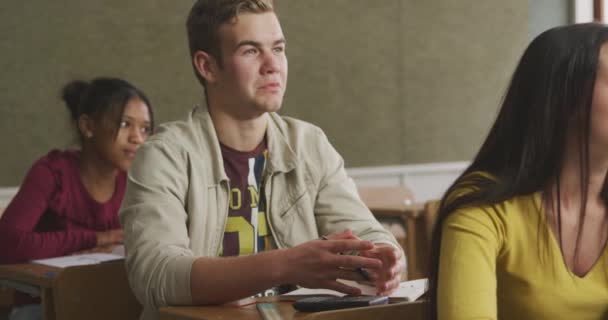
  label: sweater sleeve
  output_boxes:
[0,157,97,263]
[437,206,506,320]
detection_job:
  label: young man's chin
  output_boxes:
[255,99,283,113]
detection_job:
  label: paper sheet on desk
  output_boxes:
[282,278,428,301]
[31,252,124,268]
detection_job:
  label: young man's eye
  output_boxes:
[244,48,258,55]
[120,121,130,128]
[141,127,151,134]
[273,46,285,53]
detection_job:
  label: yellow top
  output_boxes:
[438,192,608,319]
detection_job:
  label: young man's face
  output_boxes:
[213,11,287,118]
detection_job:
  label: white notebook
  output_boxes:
[31,247,125,268]
[282,278,428,301]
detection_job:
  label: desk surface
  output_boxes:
[0,263,59,288]
[159,298,425,320]
[159,300,305,320]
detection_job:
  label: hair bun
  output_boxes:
[61,80,90,120]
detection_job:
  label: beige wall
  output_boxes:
[0,1,528,186]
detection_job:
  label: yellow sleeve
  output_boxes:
[437,206,506,320]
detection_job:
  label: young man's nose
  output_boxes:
[260,52,282,74]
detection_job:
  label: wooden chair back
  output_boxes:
[357,186,415,210]
[407,200,440,279]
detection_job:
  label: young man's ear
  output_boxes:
[193,51,219,84]
[78,114,95,139]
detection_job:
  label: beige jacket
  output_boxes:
[119,106,403,319]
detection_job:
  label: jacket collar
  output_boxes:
[193,100,298,185]
[266,112,298,174]
[191,104,228,184]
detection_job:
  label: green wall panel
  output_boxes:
[0,1,529,186]
[397,1,528,163]
[277,1,404,167]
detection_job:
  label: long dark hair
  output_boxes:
[61,77,154,142]
[429,23,608,319]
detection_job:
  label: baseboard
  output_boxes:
[347,161,469,203]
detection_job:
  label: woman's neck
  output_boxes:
[544,137,608,276]
[78,147,119,203]
[554,138,608,211]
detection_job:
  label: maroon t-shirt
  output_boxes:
[219,141,273,256]
[0,149,125,264]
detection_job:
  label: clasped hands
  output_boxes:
[283,229,404,296]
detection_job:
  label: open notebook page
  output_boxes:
[31,246,125,268]
[282,278,428,301]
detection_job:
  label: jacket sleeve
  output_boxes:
[119,139,198,310]
[311,129,405,263]
[0,158,96,263]
[437,207,504,320]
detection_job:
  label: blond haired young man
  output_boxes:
[120,1,405,318]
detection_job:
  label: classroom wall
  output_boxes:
[529,0,571,39]
[0,1,529,186]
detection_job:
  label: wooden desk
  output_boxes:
[0,263,60,320]
[0,261,140,320]
[159,297,302,320]
[159,297,427,320]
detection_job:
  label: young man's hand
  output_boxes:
[358,244,404,295]
[322,228,358,241]
[281,231,382,295]
[309,229,405,295]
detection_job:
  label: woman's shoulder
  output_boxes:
[34,149,80,172]
[447,193,537,221]
[23,149,81,193]
[443,192,540,246]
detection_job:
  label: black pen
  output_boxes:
[320,235,371,282]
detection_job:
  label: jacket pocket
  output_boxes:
[278,188,310,220]
[271,187,320,247]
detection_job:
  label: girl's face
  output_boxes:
[89,97,152,171]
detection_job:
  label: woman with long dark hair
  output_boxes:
[431,23,608,319]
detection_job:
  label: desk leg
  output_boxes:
[41,288,55,320]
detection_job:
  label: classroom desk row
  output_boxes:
[0,188,435,319]
[0,261,427,320]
